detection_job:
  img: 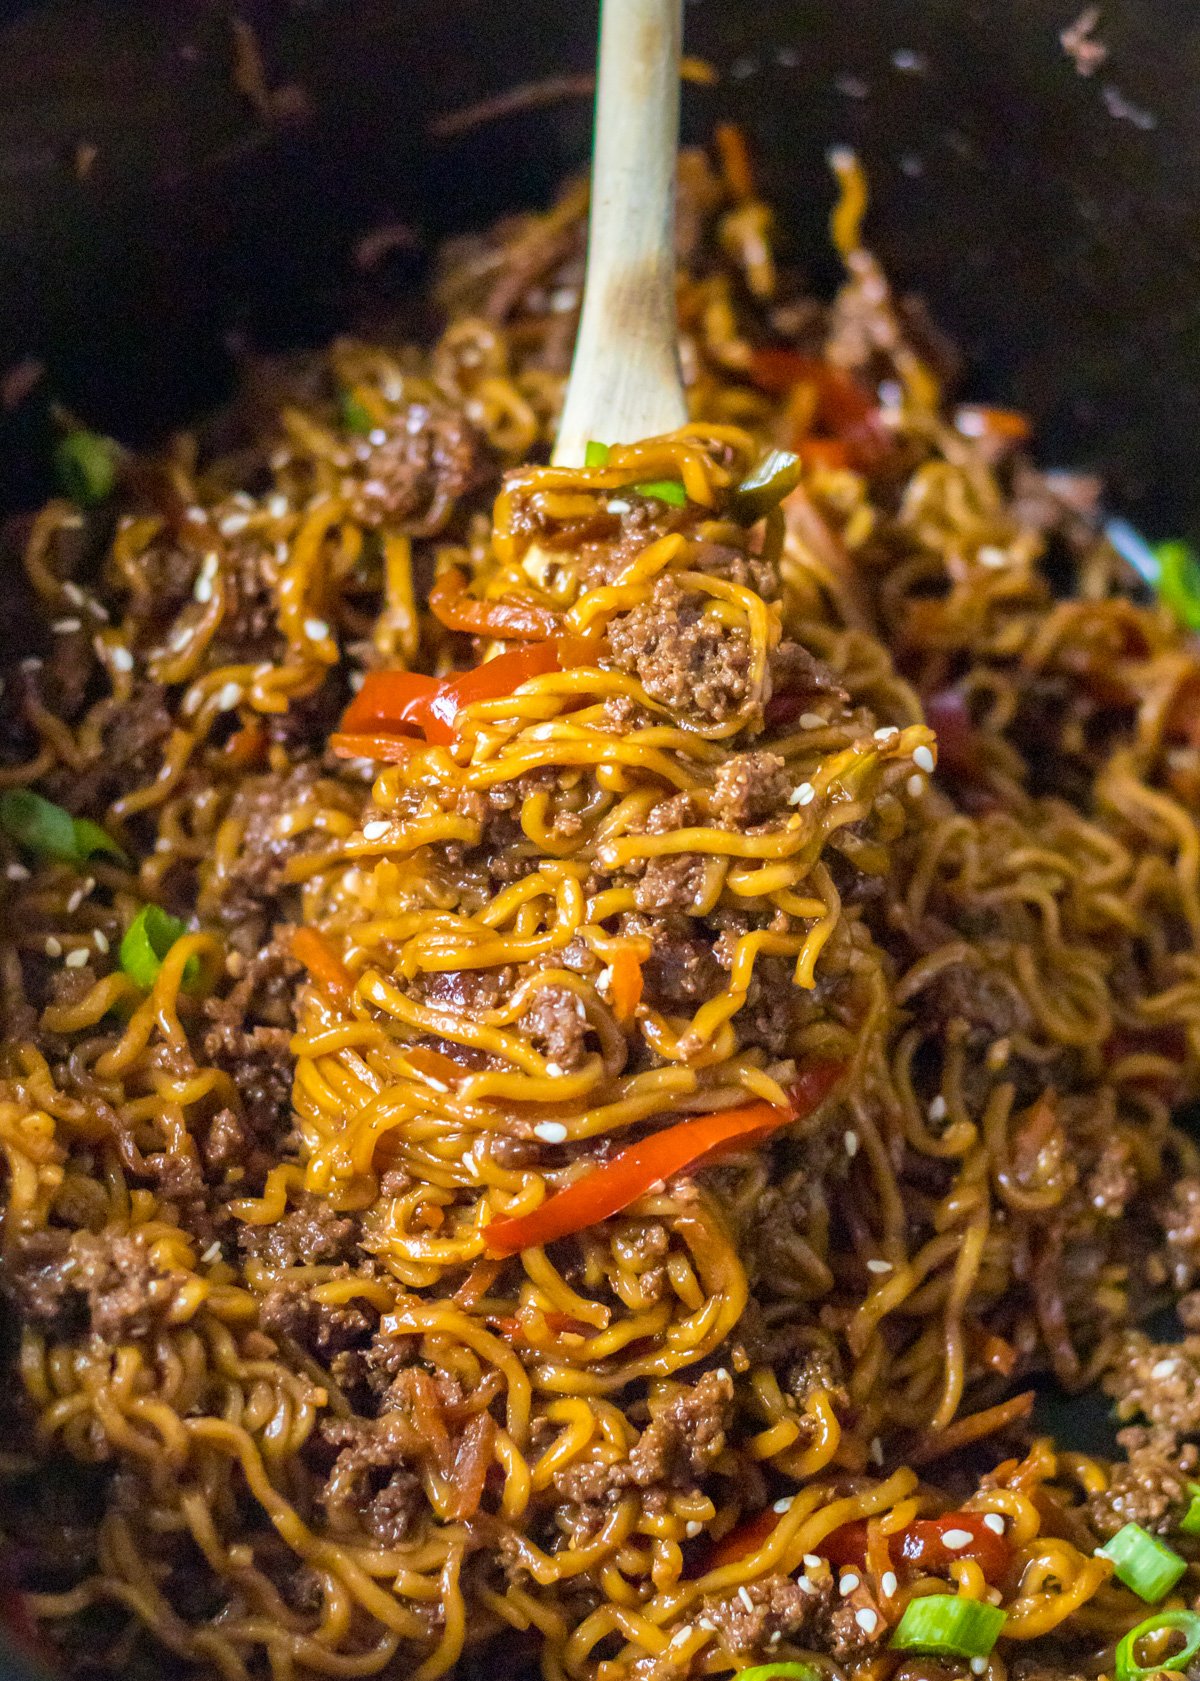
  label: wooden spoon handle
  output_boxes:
[552,0,687,466]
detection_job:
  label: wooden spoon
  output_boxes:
[552,0,687,466]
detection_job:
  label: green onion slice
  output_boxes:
[1099,1523,1188,1603]
[890,1594,1006,1660]
[120,905,198,991]
[1155,541,1200,633]
[730,448,802,523]
[734,1666,821,1681]
[54,430,118,507]
[584,439,611,467]
[1179,1485,1200,1537]
[339,391,375,436]
[0,789,127,867]
[632,478,687,507]
[1115,1609,1200,1681]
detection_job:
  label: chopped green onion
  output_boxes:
[890,1594,1006,1660]
[0,789,127,867]
[120,905,198,991]
[1099,1523,1187,1603]
[729,448,802,523]
[54,430,118,507]
[1155,541,1200,633]
[584,439,611,467]
[734,1666,821,1681]
[632,478,687,507]
[339,391,374,435]
[1179,1484,1200,1537]
[1115,1609,1200,1680]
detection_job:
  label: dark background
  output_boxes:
[0,0,1197,528]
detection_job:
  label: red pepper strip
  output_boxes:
[430,566,560,641]
[702,1506,779,1571]
[608,946,644,1024]
[291,927,353,995]
[823,1511,1011,1583]
[748,348,889,470]
[331,731,419,762]
[339,643,564,751]
[924,687,978,776]
[484,1061,844,1258]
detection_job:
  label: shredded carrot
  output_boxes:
[330,731,418,762]
[291,926,353,995]
[608,946,644,1024]
[908,1391,1036,1466]
[715,121,755,201]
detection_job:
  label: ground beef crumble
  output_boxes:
[4,1228,187,1342]
[1087,1424,1199,1537]
[606,575,752,726]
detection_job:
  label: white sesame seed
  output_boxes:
[941,1528,973,1550]
[668,1626,693,1650]
[214,682,242,711]
[773,1496,794,1513]
[169,626,191,651]
[788,781,815,807]
[715,1368,730,1383]
[304,616,330,642]
[840,1573,860,1595]
[5,862,29,881]
[44,937,62,958]
[218,511,250,536]
[193,573,213,603]
[983,1514,1005,1534]
[64,947,88,968]
[697,1617,718,1632]
[913,744,936,773]
[369,427,389,447]
[844,1130,859,1158]
[52,617,81,634]
[873,725,899,742]
[1152,1358,1178,1380]
[866,1257,892,1273]
[929,1094,948,1121]
[19,656,41,672]
[799,712,825,729]
[738,1588,754,1612]
[797,1576,815,1595]
[544,1061,565,1078]
[856,1608,879,1636]
[534,1121,568,1143]
[803,1555,822,1570]
[907,774,925,798]
[870,1436,884,1465]
[201,1240,223,1264]
[685,1520,703,1538]
[549,286,579,313]
[607,498,631,515]
[267,494,288,519]
[62,582,85,607]
[362,820,390,841]
[971,1660,989,1675]
[94,930,109,954]
[349,670,365,692]
[977,545,1007,569]
[881,1571,897,1597]
[111,645,134,673]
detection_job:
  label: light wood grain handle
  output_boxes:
[552,0,687,465]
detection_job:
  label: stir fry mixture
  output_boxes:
[2,132,1200,1681]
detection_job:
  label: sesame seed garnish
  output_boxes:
[789,781,815,807]
[797,1575,815,1595]
[971,1660,989,1675]
[913,744,936,773]
[44,937,63,958]
[738,1587,754,1612]
[214,682,242,712]
[844,1130,859,1157]
[873,725,899,741]
[1151,1358,1178,1379]
[840,1572,860,1595]
[5,862,30,881]
[929,1094,947,1121]
[267,494,288,519]
[304,616,330,642]
[362,820,390,841]
[94,930,109,954]
[62,582,85,607]
[66,880,92,913]
[983,1514,1005,1534]
[866,1257,892,1273]
[907,774,925,797]
[977,545,1007,568]
[870,1436,884,1465]
[201,1241,223,1265]
[881,1571,897,1597]
[193,574,214,604]
[685,1520,703,1538]
[111,645,134,673]
[855,1608,879,1636]
[20,656,42,672]
[64,948,88,968]
[534,1121,568,1143]
[544,1061,564,1078]
[349,670,365,692]
[773,1496,794,1513]
[607,498,631,515]
[804,1555,822,1570]
[218,511,250,536]
[799,712,825,729]
[52,617,81,634]
[941,1528,973,1549]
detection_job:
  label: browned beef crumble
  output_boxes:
[1105,1330,1200,1435]
[606,575,753,726]
[1086,1425,1199,1537]
[521,983,591,1072]
[1158,1176,1200,1289]
[700,1570,830,1654]
[4,1228,187,1342]
[347,402,491,534]
[709,750,789,827]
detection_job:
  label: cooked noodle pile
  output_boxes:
[3,135,1200,1681]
